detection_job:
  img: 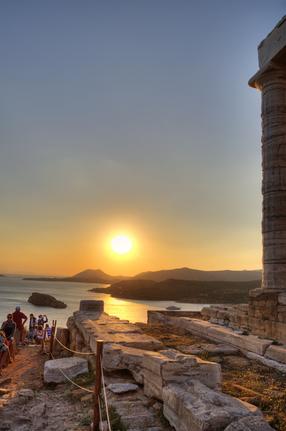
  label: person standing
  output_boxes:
[12,306,27,345]
[1,314,16,360]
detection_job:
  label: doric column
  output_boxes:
[256,66,286,289]
[249,17,286,291]
[262,68,286,289]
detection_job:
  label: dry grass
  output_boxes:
[139,322,286,431]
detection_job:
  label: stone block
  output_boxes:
[44,357,89,383]
[265,344,286,364]
[258,16,286,68]
[80,300,104,312]
[143,349,221,400]
[246,352,286,373]
[163,381,261,431]
[224,416,275,431]
[206,325,272,355]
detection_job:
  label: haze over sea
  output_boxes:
[0,277,205,327]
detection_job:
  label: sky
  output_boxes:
[0,1,285,276]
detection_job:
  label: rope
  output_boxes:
[99,396,103,431]
[50,352,94,393]
[54,336,95,356]
[101,361,112,431]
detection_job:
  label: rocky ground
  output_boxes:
[0,344,173,431]
[138,323,286,431]
[0,345,92,430]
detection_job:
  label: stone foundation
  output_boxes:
[199,289,286,344]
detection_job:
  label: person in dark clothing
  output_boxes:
[1,314,16,360]
[12,306,27,345]
[1,314,16,340]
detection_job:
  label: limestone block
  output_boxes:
[143,349,221,400]
[206,325,272,355]
[265,344,286,364]
[181,343,238,356]
[246,352,286,373]
[224,416,275,431]
[80,300,104,312]
[103,344,146,384]
[163,381,260,431]
[107,383,138,394]
[278,293,286,305]
[44,357,89,383]
[258,16,286,68]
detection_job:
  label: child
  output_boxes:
[35,325,44,345]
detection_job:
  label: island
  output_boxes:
[28,292,67,309]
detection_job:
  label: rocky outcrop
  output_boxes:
[44,357,88,383]
[28,292,67,309]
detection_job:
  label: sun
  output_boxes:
[111,235,132,255]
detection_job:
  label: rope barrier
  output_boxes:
[101,361,112,431]
[98,396,104,431]
[50,352,94,394]
[54,336,95,356]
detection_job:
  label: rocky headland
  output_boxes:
[89,278,260,303]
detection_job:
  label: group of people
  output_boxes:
[0,306,52,375]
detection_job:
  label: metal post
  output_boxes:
[49,320,57,360]
[93,340,104,431]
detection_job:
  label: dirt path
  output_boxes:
[0,346,92,431]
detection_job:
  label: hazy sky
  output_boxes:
[0,1,285,276]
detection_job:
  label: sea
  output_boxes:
[0,276,206,327]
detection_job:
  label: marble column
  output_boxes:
[250,64,286,290]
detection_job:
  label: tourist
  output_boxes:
[28,313,37,342]
[12,306,27,345]
[37,314,48,326]
[0,331,9,375]
[1,314,16,341]
[35,325,44,345]
[1,313,16,360]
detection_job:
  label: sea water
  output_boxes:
[0,276,206,327]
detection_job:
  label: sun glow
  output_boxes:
[111,235,132,255]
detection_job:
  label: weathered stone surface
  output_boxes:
[163,380,260,431]
[79,300,104,312]
[70,311,162,352]
[257,16,286,68]
[18,389,34,400]
[143,349,221,401]
[224,415,275,431]
[103,344,146,384]
[107,383,139,394]
[44,357,89,383]
[246,352,286,373]
[148,314,272,355]
[179,343,238,356]
[265,344,286,364]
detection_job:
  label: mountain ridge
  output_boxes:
[23,266,262,284]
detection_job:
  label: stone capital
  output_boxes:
[249,61,286,90]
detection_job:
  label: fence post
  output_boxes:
[49,320,57,360]
[93,340,104,431]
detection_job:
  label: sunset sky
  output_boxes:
[0,1,285,276]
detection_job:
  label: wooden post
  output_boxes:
[49,320,57,359]
[93,340,104,431]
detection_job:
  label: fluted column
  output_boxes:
[251,64,286,289]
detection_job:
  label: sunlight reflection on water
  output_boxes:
[0,277,206,327]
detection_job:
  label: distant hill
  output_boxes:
[24,269,128,284]
[134,267,262,282]
[24,267,262,284]
[90,278,260,303]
